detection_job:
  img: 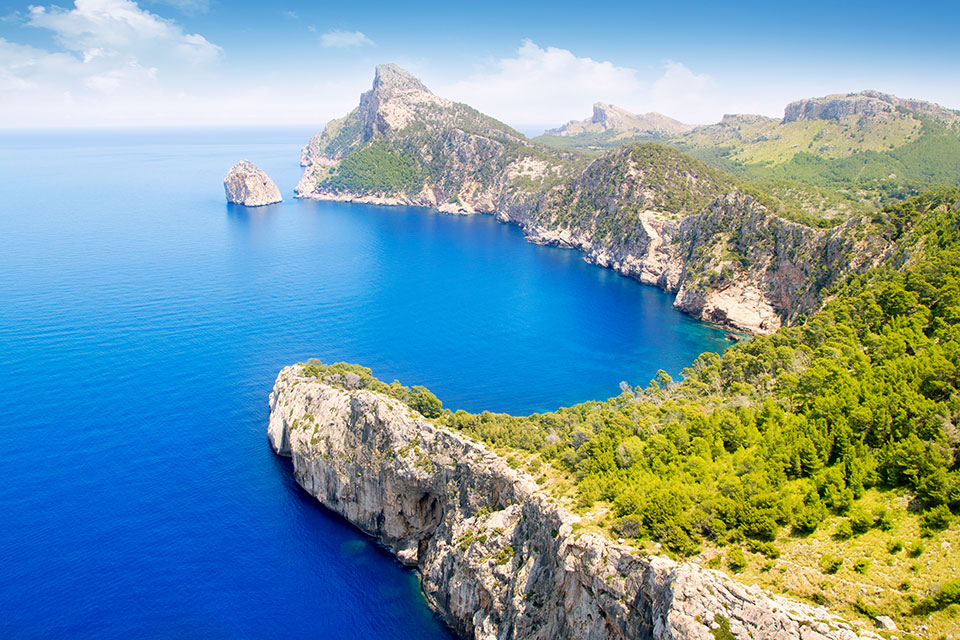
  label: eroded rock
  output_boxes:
[224,160,282,206]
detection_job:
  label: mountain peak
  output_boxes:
[371,63,433,98]
[546,104,692,137]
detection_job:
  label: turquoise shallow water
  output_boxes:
[0,127,729,638]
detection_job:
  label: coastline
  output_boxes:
[268,364,880,640]
[294,189,772,336]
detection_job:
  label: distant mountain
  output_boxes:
[544,103,693,138]
[538,91,960,216]
[782,90,960,125]
[296,63,585,213]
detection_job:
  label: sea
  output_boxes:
[0,127,729,638]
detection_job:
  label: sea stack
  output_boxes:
[224,160,282,206]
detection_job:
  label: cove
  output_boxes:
[0,127,729,638]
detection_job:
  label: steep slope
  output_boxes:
[515,144,888,333]
[269,362,881,640]
[296,63,585,213]
[295,66,891,334]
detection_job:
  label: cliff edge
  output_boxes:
[268,364,879,640]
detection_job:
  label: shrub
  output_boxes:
[833,520,854,540]
[793,502,826,535]
[408,386,442,418]
[727,547,747,572]
[919,504,953,535]
[849,508,873,534]
[853,558,871,574]
[874,508,895,531]
[887,539,904,554]
[612,516,642,539]
[819,555,843,574]
[907,541,924,558]
[915,579,960,613]
[746,539,780,559]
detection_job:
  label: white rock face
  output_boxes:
[224,160,282,206]
[269,365,881,640]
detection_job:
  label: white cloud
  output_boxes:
[648,61,716,122]
[438,41,733,129]
[27,0,222,69]
[443,40,642,129]
[0,0,229,124]
[319,29,373,48]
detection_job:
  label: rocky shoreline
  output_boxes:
[268,364,881,640]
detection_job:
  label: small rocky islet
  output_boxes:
[223,160,282,206]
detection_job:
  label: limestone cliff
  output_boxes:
[224,160,282,206]
[294,65,890,334]
[546,104,693,138]
[268,364,880,640]
[783,90,960,125]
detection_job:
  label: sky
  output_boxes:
[1,0,959,133]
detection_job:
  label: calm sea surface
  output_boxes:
[0,127,729,638]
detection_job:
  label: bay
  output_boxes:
[0,127,728,638]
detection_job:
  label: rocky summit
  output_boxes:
[545,103,693,138]
[782,90,960,125]
[224,160,282,206]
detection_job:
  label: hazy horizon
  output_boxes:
[1,0,958,131]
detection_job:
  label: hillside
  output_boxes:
[442,190,960,637]
[296,66,893,335]
[296,63,586,212]
[536,91,960,219]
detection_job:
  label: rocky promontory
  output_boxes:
[224,160,282,206]
[269,364,880,640]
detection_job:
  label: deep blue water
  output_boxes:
[0,127,729,638]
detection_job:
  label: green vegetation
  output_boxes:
[710,615,735,640]
[916,579,960,613]
[538,110,960,219]
[685,120,960,211]
[319,142,424,195]
[298,361,442,419]
[439,189,960,556]
[531,142,812,248]
[297,189,960,633]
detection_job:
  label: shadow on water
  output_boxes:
[270,454,457,638]
[225,201,283,224]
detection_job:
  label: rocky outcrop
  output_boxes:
[269,365,880,640]
[224,160,282,206]
[545,104,693,138]
[783,90,960,125]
